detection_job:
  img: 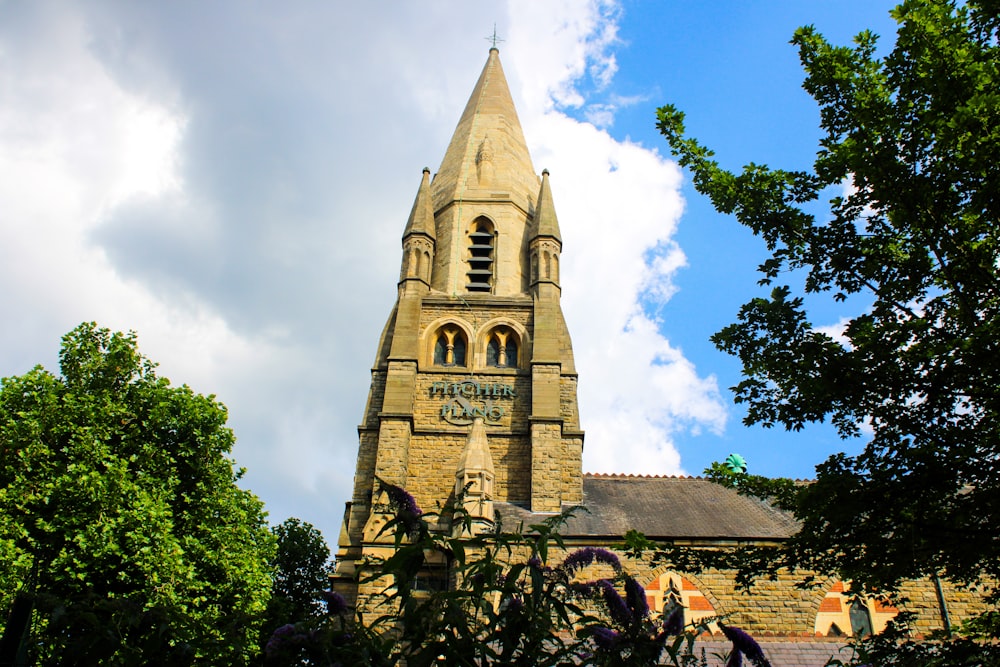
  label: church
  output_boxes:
[331,47,978,662]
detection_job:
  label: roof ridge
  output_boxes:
[583,472,706,480]
[583,472,817,482]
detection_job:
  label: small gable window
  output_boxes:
[486,327,518,368]
[434,328,467,367]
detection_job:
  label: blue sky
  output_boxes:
[604,1,899,477]
[0,1,902,543]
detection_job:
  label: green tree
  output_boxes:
[0,323,276,665]
[658,0,1000,590]
[656,0,1000,642]
[260,518,333,642]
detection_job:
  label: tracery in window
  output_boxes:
[645,572,718,633]
[485,327,518,368]
[433,327,467,366]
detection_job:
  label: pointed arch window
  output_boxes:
[849,599,874,638]
[814,581,899,637]
[434,327,467,367]
[646,573,718,633]
[486,327,518,368]
[467,217,495,293]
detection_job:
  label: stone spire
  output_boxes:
[431,47,538,219]
[532,169,562,242]
[428,48,542,296]
[399,168,436,287]
[454,417,496,533]
[403,167,437,239]
[530,168,563,293]
[334,47,585,604]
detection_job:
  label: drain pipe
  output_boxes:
[933,574,952,636]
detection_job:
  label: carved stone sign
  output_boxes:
[430,380,516,426]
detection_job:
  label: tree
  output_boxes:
[657,0,1000,626]
[657,4,1000,659]
[260,518,333,643]
[0,323,276,665]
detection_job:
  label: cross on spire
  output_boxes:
[485,24,504,49]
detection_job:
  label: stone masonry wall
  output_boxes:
[404,432,532,510]
[413,371,531,431]
[536,545,976,638]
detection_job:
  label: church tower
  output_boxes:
[326,48,965,648]
[333,48,583,598]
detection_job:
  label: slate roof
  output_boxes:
[694,640,847,667]
[494,474,799,542]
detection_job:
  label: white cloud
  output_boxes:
[508,5,727,475]
[0,1,727,545]
[815,316,854,348]
[110,103,184,205]
[506,0,622,112]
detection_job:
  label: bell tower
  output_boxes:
[333,48,583,600]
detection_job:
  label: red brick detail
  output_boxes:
[646,578,661,591]
[646,594,657,609]
[688,595,714,611]
[874,600,899,613]
[818,597,842,613]
[681,577,698,591]
[830,582,845,593]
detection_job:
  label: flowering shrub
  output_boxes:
[264,481,771,666]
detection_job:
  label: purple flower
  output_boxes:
[265,624,304,657]
[590,626,621,650]
[527,556,543,570]
[504,595,524,613]
[559,547,622,576]
[322,590,348,615]
[624,576,649,619]
[662,605,684,635]
[597,580,632,627]
[380,481,423,536]
[383,482,422,516]
[725,649,743,667]
[721,625,771,667]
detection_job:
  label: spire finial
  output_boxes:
[485,24,504,50]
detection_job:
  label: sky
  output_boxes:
[0,1,901,546]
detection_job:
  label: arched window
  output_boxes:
[433,327,467,367]
[486,338,500,366]
[467,218,494,292]
[646,572,718,633]
[814,581,898,637]
[453,335,467,366]
[849,599,874,638]
[486,327,518,368]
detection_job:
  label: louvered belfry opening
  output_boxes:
[467,218,495,292]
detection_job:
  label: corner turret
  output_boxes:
[530,169,562,292]
[400,168,436,290]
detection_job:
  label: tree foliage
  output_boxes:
[260,518,334,646]
[0,323,275,665]
[657,0,1000,600]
